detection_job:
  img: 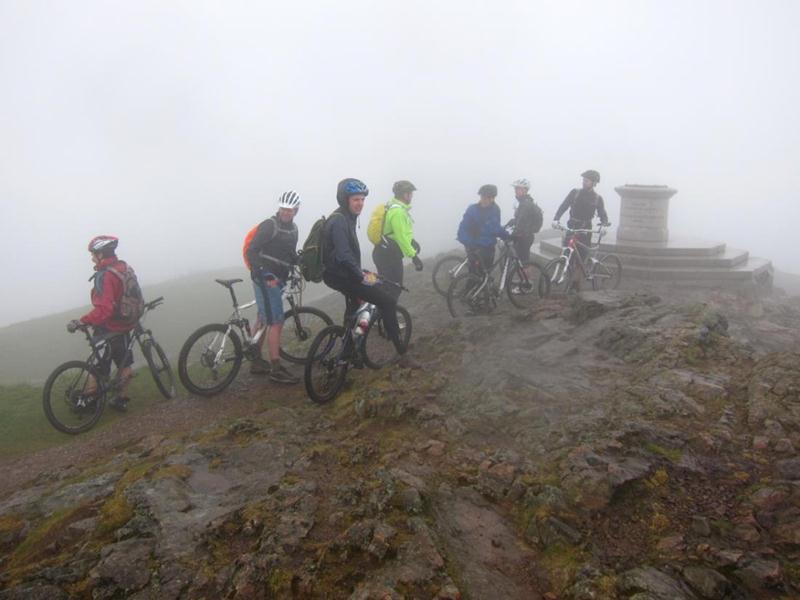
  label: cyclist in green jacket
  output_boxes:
[372,180,423,300]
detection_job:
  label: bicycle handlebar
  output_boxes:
[144,296,164,312]
[553,223,610,234]
[364,271,409,292]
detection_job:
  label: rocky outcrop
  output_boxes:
[2,281,800,598]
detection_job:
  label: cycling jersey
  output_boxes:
[81,258,133,333]
[382,199,417,258]
[246,215,298,281]
[554,188,609,228]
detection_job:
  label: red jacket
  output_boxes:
[80,258,133,332]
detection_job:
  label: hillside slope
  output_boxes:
[0,267,332,385]
[1,268,800,598]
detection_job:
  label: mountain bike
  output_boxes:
[446,239,548,318]
[432,254,470,296]
[304,278,412,404]
[539,224,622,296]
[43,297,175,434]
[178,265,332,396]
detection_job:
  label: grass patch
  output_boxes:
[644,443,682,463]
[0,366,174,458]
[95,460,158,539]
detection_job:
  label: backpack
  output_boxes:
[101,264,145,328]
[366,202,390,245]
[299,213,339,283]
[242,217,277,270]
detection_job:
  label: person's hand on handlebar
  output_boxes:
[362,271,379,286]
[412,255,424,271]
[552,221,562,230]
[600,222,611,228]
[67,319,83,333]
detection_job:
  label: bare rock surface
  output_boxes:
[2,268,800,598]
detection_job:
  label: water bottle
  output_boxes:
[353,303,373,338]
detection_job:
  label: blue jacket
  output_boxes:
[457,203,510,248]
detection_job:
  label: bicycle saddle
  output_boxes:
[215,278,243,288]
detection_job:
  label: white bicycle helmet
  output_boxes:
[511,178,531,189]
[278,190,301,209]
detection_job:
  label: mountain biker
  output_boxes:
[66,236,135,411]
[372,180,424,300]
[456,184,512,274]
[552,170,611,290]
[245,191,302,384]
[508,178,544,282]
[322,178,421,369]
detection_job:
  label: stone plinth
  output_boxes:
[615,184,677,243]
[531,181,773,290]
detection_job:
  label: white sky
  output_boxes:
[1,0,798,325]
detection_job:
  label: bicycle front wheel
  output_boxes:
[363,305,413,369]
[43,360,106,435]
[506,262,546,309]
[304,325,348,404]
[541,258,572,297]
[592,254,623,291]
[447,273,486,318]
[280,307,334,364]
[432,255,467,296]
[178,323,243,397]
[141,336,176,399]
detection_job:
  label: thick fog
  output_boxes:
[1,1,798,326]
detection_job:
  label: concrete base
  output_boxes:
[533,229,774,289]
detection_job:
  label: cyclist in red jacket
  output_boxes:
[67,235,136,411]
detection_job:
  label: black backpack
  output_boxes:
[299,212,341,283]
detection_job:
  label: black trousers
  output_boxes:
[323,272,406,355]
[92,328,133,377]
[372,240,404,301]
[464,245,495,275]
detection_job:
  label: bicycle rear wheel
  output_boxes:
[447,273,488,318]
[591,254,623,291]
[43,360,106,434]
[304,325,348,404]
[280,307,333,364]
[506,261,546,309]
[141,336,176,399]
[540,258,572,297]
[432,255,467,296]
[178,323,243,396]
[363,305,413,369]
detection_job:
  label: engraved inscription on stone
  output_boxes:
[615,184,677,243]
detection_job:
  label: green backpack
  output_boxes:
[299,212,340,283]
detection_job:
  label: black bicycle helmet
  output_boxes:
[581,170,600,183]
[392,180,417,196]
[478,184,498,197]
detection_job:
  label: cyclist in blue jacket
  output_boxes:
[457,184,511,273]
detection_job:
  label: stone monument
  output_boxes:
[532,183,773,289]
[615,184,677,243]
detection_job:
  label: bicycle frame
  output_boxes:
[79,299,162,393]
[552,226,607,284]
[466,241,520,299]
[210,265,309,361]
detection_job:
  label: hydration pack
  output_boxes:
[100,263,145,328]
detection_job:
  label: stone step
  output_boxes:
[538,236,728,259]
[614,247,750,269]
[531,241,773,287]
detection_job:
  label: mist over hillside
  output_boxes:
[0,267,336,385]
